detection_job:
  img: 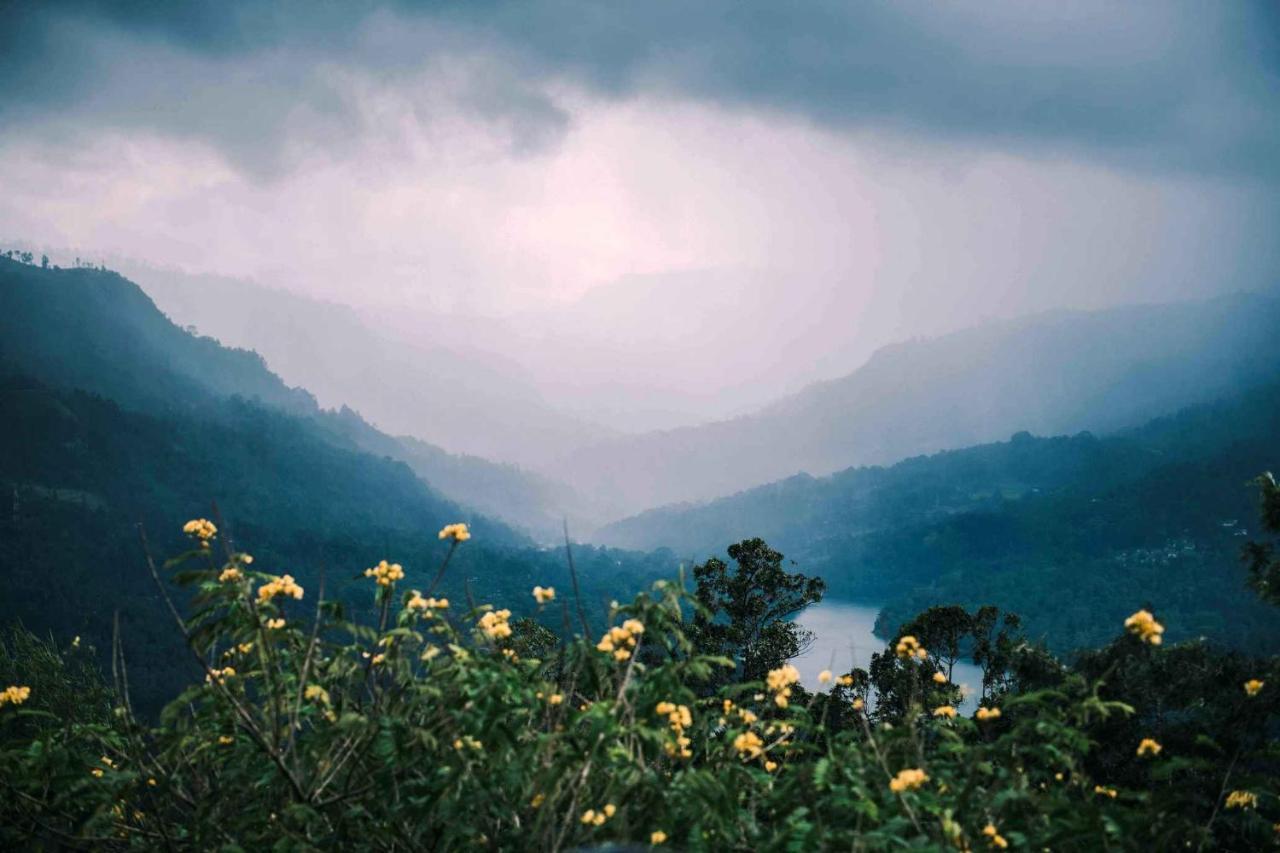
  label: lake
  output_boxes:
[792,599,985,712]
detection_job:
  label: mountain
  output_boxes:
[124,263,612,472]
[0,258,672,711]
[562,293,1280,517]
[597,381,1280,653]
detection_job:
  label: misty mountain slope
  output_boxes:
[127,264,614,471]
[564,292,1280,516]
[597,381,1280,652]
[0,258,588,536]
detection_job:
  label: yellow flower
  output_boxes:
[622,618,645,635]
[838,674,854,686]
[932,705,957,719]
[932,671,947,684]
[218,567,242,583]
[580,807,608,826]
[982,823,1009,849]
[734,731,764,759]
[1094,785,1117,798]
[888,768,929,793]
[147,777,157,787]
[655,701,676,716]
[218,735,234,745]
[975,706,1002,722]
[0,685,31,707]
[205,667,236,685]
[477,609,513,640]
[818,669,833,684]
[766,664,801,692]
[182,518,217,542]
[438,522,472,542]
[548,693,564,705]
[764,760,778,772]
[1244,679,1265,697]
[371,653,386,665]
[895,635,927,660]
[532,585,556,604]
[614,648,632,662]
[266,618,286,630]
[851,697,865,711]
[1123,609,1164,645]
[453,736,482,751]
[1226,790,1258,810]
[603,804,617,818]
[363,560,405,587]
[407,591,449,611]
[91,768,104,778]
[257,574,304,602]
[650,830,668,845]
[1136,738,1162,757]
[304,684,330,704]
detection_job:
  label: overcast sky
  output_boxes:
[3,1,1279,423]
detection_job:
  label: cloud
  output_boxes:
[3,1,1278,181]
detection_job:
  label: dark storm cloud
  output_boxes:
[3,0,1278,180]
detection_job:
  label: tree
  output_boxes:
[688,538,825,683]
[1243,472,1280,606]
[898,605,972,681]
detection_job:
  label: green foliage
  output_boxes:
[0,529,1276,850]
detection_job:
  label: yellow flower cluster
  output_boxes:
[1136,738,1162,757]
[976,706,1002,722]
[982,823,1009,849]
[766,664,801,708]
[183,518,217,543]
[0,685,31,707]
[407,591,449,612]
[655,701,693,759]
[532,585,556,604]
[932,705,958,719]
[257,574,304,602]
[596,619,645,662]
[218,567,242,583]
[1094,785,1117,798]
[580,804,616,826]
[438,522,471,542]
[895,635,928,660]
[206,666,235,685]
[1226,790,1258,810]
[650,830,668,844]
[733,730,764,759]
[889,768,929,793]
[1244,678,1265,697]
[1123,609,1164,645]
[932,671,948,684]
[266,618,286,630]
[478,609,513,640]
[364,560,405,586]
[818,669,832,684]
[304,684,330,704]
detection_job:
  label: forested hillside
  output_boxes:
[564,293,1280,515]
[0,258,586,538]
[599,383,1280,653]
[0,259,672,713]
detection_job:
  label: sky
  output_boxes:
[2,1,1279,426]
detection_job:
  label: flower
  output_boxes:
[371,653,386,665]
[733,731,764,759]
[766,664,801,692]
[932,705,958,719]
[1123,609,1164,645]
[453,736,483,751]
[764,760,778,772]
[0,685,31,707]
[1244,679,1265,697]
[838,674,854,686]
[364,560,405,587]
[257,574,304,602]
[975,706,1002,722]
[183,518,217,543]
[889,768,929,793]
[477,609,513,640]
[532,586,556,604]
[982,823,1009,849]
[597,621,643,659]
[91,768,104,778]
[205,667,236,685]
[407,591,449,611]
[895,635,928,660]
[1226,790,1258,810]
[438,522,471,542]
[1094,785,1117,798]
[1136,738,1162,758]
[650,830,668,845]
[304,685,330,704]
[818,669,832,684]
[218,735,234,745]
[218,567,242,583]
[580,807,609,826]
[932,671,947,684]
[548,693,564,705]
[266,618,286,630]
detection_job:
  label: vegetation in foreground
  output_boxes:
[0,483,1278,850]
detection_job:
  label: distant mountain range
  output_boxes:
[560,292,1280,516]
